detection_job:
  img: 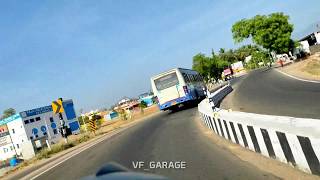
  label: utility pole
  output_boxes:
[52,97,68,144]
[59,111,68,144]
[81,114,88,132]
[79,109,87,133]
[44,118,52,150]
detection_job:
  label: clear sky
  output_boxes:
[0,0,319,113]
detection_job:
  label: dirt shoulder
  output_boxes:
[278,53,320,81]
[2,105,160,179]
[195,114,319,180]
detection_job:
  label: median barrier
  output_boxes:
[205,81,229,93]
[198,86,320,175]
[204,84,233,108]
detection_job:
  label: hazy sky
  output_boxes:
[0,0,319,113]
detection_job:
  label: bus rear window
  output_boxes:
[154,72,179,91]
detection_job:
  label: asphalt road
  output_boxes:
[30,107,277,180]
[223,68,320,119]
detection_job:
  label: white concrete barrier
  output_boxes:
[198,87,320,176]
[204,84,233,107]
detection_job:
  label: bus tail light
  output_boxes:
[155,96,159,103]
[183,86,189,94]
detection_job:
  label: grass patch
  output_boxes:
[36,142,76,160]
[35,133,97,160]
[302,59,320,76]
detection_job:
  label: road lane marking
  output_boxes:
[29,133,115,180]
[275,69,320,84]
[27,114,158,180]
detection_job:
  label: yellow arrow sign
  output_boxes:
[52,99,64,114]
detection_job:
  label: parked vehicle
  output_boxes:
[222,67,233,81]
[150,68,205,111]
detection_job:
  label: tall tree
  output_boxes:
[218,48,225,54]
[192,53,211,79]
[192,52,229,80]
[232,12,294,54]
[2,108,16,119]
[235,45,260,61]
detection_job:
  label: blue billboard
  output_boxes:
[0,114,22,126]
[20,106,53,118]
[63,100,76,120]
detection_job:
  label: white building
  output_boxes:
[298,31,320,53]
[0,99,80,161]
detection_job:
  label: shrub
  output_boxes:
[36,142,76,160]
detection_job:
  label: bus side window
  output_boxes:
[195,74,199,82]
[199,75,203,81]
[187,74,191,82]
[183,73,189,83]
[198,74,201,82]
[190,74,194,82]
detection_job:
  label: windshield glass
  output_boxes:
[154,72,179,91]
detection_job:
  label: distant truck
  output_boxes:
[222,67,233,81]
[231,61,244,73]
[222,61,245,80]
[150,68,205,111]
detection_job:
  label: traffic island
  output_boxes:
[276,53,320,82]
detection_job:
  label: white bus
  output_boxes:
[150,68,206,111]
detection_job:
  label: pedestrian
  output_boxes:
[280,59,283,67]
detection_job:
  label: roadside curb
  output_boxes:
[275,69,320,84]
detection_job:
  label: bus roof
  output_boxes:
[151,67,198,80]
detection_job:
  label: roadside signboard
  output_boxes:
[231,61,244,73]
[0,135,11,146]
[20,106,52,118]
[0,114,21,126]
[52,99,64,114]
[0,125,12,146]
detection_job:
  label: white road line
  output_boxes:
[29,135,109,180]
[27,116,151,180]
[275,69,320,84]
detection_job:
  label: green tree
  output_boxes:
[139,101,147,108]
[78,116,89,125]
[218,49,238,64]
[218,48,225,54]
[139,101,148,114]
[116,109,128,120]
[234,45,260,61]
[2,108,16,119]
[192,53,210,78]
[245,50,269,69]
[232,12,294,54]
[192,51,229,80]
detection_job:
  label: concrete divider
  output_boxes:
[198,86,320,176]
[204,84,233,107]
